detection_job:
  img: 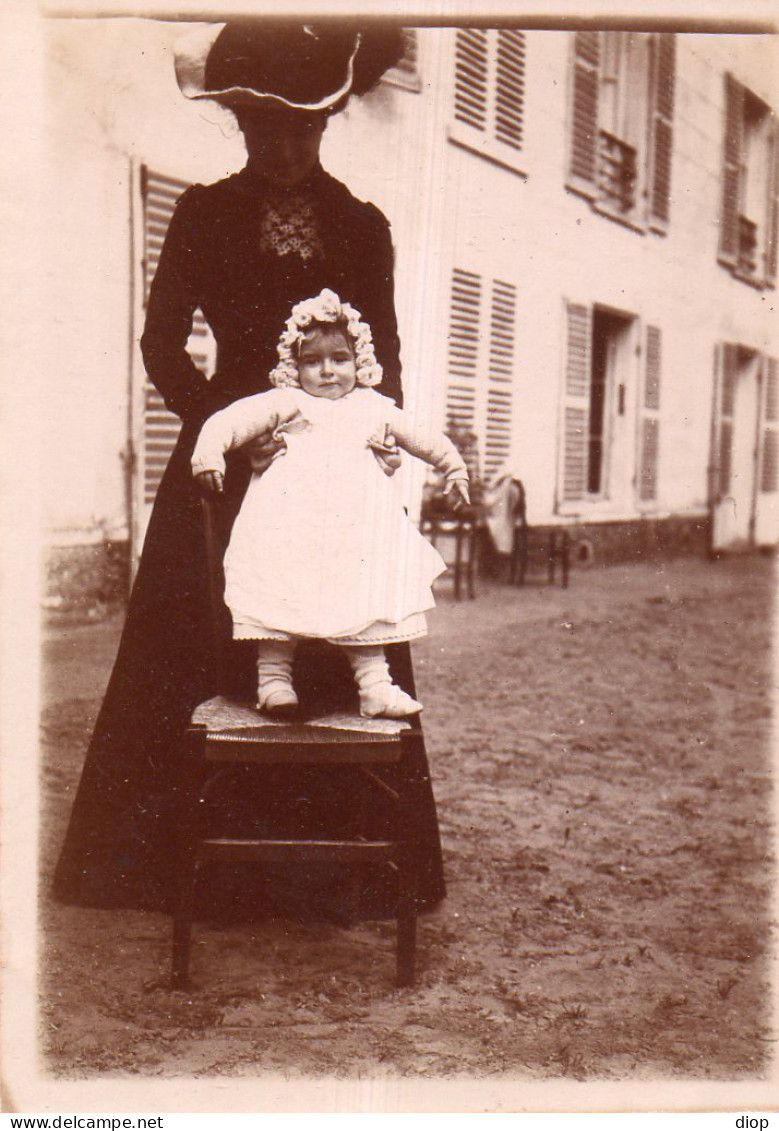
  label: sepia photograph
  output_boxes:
[2,0,778,1115]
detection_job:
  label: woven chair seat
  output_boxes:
[192,694,410,740]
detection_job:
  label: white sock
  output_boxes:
[345,645,391,692]
[256,640,298,709]
[343,645,423,718]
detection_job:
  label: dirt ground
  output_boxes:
[39,552,775,1081]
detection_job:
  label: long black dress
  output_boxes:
[52,162,446,921]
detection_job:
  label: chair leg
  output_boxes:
[467,525,476,600]
[454,525,463,601]
[171,881,196,990]
[396,733,419,987]
[397,898,417,988]
[171,731,205,989]
[561,531,570,589]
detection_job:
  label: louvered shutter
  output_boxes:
[140,167,215,505]
[765,120,779,286]
[760,356,779,492]
[454,29,489,137]
[445,269,481,434]
[638,325,662,501]
[452,29,525,162]
[719,75,744,267]
[485,280,516,481]
[568,32,600,194]
[494,31,525,152]
[649,34,675,228]
[561,302,592,501]
[715,342,739,498]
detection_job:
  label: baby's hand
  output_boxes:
[367,427,402,477]
[443,479,471,510]
[196,470,224,495]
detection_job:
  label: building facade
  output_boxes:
[43,21,778,607]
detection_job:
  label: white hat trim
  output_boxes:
[269,289,383,390]
[174,23,226,100]
[174,24,360,112]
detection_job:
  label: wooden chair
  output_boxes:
[170,496,422,989]
[420,511,480,600]
[508,479,571,589]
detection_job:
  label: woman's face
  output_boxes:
[235,104,327,187]
[297,327,357,400]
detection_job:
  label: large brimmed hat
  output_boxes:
[174,21,404,112]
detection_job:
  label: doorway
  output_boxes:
[589,308,635,507]
[712,345,761,550]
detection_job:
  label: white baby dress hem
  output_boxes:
[232,610,430,644]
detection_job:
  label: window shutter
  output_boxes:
[760,356,778,492]
[141,167,214,505]
[494,30,525,152]
[638,325,662,501]
[765,120,779,286]
[561,302,592,501]
[649,34,675,228]
[445,268,481,435]
[719,75,744,267]
[485,280,516,481]
[569,32,600,193]
[716,342,739,498]
[451,29,526,164]
[454,29,489,136]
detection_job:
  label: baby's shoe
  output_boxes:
[258,686,299,721]
[359,681,423,719]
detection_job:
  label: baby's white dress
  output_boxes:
[192,386,464,644]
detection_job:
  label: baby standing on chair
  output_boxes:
[192,288,470,720]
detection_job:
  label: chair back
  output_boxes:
[201,494,231,694]
[511,478,527,530]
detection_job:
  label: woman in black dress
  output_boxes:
[52,21,446,922]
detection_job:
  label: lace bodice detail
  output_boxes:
[259,189,325,262]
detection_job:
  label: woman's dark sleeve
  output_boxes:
[357,205,403,408]
[140,185,211,422]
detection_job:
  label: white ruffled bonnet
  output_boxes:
[269,289,383,389]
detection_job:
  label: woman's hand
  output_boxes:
[244,426,287,475]
[367,428,402,477]
[443,479,471,510]
[196,470,225,495]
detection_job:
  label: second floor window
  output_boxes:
[449,28,526,174]
[567,31,675,231]
[718,73,778,288]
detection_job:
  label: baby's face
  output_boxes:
[298,327,357,400]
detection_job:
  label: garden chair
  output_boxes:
[506,479,571,588]
[419,509,480,600]
[170,495,422,990]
